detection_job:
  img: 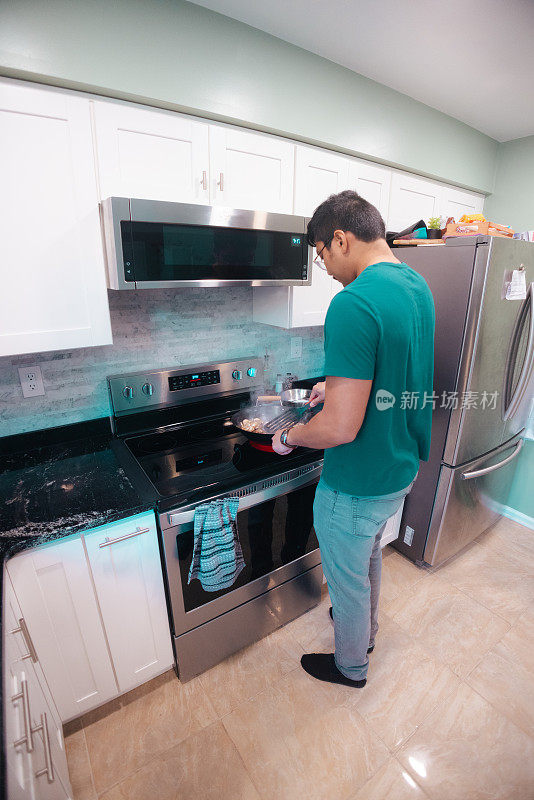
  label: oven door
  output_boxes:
[160,465,322,637]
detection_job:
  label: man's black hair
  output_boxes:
[307,190,386,248]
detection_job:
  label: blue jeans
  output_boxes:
[313,477,415,681]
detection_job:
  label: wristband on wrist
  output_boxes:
[280,428,296,448]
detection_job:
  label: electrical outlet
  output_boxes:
[290,337,302,359]
[18,366,45,398]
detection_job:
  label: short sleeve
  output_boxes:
[324,291,379,380]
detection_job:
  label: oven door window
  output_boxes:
[177,482,319,613]
[122,221,307,282]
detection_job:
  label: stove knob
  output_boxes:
[247,367,257,377]
[142,382,154,396]
[123,386,134,400]
[232,370,243,380]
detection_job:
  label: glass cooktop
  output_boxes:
[124,415,322,505]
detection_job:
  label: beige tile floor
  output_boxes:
[64,517,534,800]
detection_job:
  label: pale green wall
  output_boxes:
[0,0,498,193]
[484,136,534,231]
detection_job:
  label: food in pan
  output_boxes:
[241,417,265,433]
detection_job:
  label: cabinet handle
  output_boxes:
[201,170,208,190]
[99,526,150,548]
[217,172,224,191]
[33,713,55,783]
[11,617,39,663]
[12,678,34,752]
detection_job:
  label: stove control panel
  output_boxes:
[169,370,220,392]
[108,358,263,416]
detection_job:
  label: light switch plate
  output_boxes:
[290,337,302,359]
[18,366,45,398]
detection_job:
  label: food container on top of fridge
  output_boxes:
[443,216,514,239]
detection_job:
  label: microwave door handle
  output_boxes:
[461,438,523,480]
[503,282,534,421]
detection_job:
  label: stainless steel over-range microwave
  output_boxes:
[100,197,312,290]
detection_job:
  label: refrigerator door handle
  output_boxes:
[503,281,534,421]
[461,438,523,480]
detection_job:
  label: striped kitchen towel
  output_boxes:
[188,497,245,592]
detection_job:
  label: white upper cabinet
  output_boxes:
[254,147,392,328]
[92,101,210,203]
[83,512,173,694]
[348,160,392,222]
[0,80,112,357]
[388,172,444,232]
[441,185,484,220]
[293,146,351,216]
[290,146,352,325]
[209,126,294,212]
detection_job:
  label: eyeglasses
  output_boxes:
[313,240,332,271]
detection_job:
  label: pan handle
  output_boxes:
[255,396,282,405]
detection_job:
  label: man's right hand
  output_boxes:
[309,381,326,408]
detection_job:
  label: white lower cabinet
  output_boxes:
[6,510,173,724]
[83,512,174,694]
[4,571,72,800]
[7,534,118,722]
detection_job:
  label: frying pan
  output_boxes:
[231,402,289,451]
[231,394,316,451]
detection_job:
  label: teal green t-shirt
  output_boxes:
[322,261,435,496]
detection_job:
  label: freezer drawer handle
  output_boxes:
[461,439,523,480]
[99,526,150,548]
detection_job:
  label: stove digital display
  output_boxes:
[168,370,220,391]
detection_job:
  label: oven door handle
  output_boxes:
[166,464,323,527]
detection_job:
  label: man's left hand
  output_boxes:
[271,428,295,455]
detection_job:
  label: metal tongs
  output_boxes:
[259,390,314,433]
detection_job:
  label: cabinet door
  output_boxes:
[209,126,294,212]
[4,571,72,800]
[4,579,35,800]
[0,79,112,357]
[388,172,443,232]
[83,512,173,694]
[93,101,210,203]
[441,185,484,221]
[294,146,351,216]
[348,160,392,222]
[291,147,353,325]
[7,536,118,722]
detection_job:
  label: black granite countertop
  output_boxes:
[0,419,154,563]
[0,418,156,800]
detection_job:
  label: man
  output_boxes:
[272,190,435,688]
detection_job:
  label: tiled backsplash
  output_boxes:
[0,289,325,438]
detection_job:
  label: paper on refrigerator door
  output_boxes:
[505,267,527,300]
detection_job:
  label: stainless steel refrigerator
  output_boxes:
[391,236,533,567]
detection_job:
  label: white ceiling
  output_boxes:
[189,0,534,142]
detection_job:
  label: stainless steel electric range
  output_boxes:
[108,358,324,681]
